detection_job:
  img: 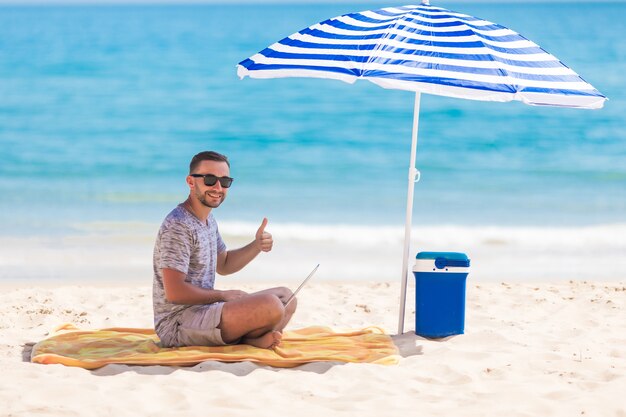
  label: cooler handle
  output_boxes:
[435,257,470,269]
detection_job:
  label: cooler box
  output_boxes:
[413,252,470,338]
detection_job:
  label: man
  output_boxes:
[152,151,296,349]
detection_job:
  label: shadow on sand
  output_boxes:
[391,333,424,358]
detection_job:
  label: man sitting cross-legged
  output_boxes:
[152,151,296,349]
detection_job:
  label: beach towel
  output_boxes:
[31,324,399,369]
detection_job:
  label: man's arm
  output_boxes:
[217,218,273,276]
[162,268,247,304]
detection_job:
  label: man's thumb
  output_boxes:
[257,217,268,236]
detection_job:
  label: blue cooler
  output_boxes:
[413,252,470,338]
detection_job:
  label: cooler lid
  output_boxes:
[415,251,470,269]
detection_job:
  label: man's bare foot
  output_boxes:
[243,330,282,349]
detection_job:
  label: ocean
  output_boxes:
[1,1,625,238]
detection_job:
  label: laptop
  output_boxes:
[284,264,319,306]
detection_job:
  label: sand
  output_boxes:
[0,279,624,417]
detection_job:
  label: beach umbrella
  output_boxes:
[236,1,606,334]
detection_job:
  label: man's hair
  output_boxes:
[189,151,230,174]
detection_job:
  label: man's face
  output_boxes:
[188,160,230,209]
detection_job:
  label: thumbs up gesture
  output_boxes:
[255,217,273,252]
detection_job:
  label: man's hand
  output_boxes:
[216,218,273,276]
[272,287,293,304]
[220,290,249,302]
[255,218,273,252]
[253,287,293,305]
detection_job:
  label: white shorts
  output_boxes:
[173,303,228,347]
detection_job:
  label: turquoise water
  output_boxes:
[0,2,625,235]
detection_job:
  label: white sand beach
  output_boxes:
[0,223,625,416]
[0,280,624,416]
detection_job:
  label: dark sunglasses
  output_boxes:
[190,174,234,188]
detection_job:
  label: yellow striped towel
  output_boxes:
[31,323,400,369]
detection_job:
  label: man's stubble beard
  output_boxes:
[196,189,225,209]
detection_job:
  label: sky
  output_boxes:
[1,0,624,5]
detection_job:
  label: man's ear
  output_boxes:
[186,175,194,189]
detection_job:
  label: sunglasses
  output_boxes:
[190,174,234,188]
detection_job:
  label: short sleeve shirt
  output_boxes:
[152,204,227,339]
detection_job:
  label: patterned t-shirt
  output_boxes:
[152,204,227,344]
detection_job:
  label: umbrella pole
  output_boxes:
[397,92,422,335]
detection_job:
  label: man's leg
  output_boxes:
[218,293,286,349]
[251,287,297,332]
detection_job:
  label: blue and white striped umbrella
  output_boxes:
[237,2,606,334]
[238,2,605,109]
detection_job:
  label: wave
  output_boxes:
[68,220,626,250]
[218,221,626,249]
[3,220,624,283]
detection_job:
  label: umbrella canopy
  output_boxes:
[237,2,606,334]
[238,2,606,109]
